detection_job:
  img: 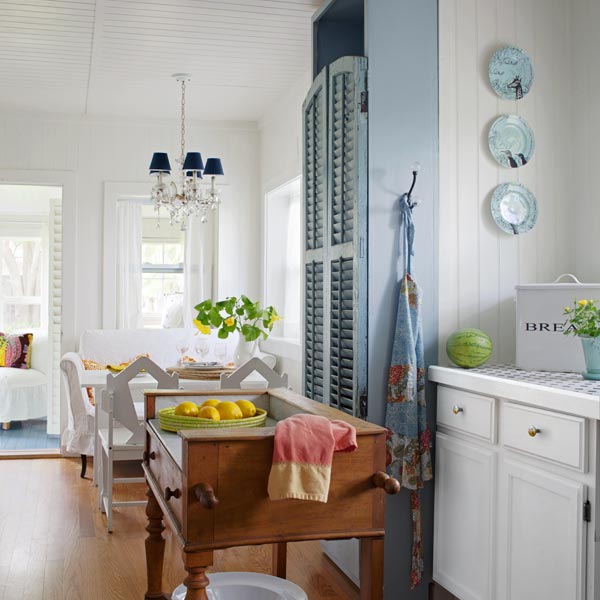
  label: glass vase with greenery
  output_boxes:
[194,295,281,341]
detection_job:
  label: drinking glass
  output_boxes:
[195,337,210,363]
[214,341,227,364]
[176,339,189,365]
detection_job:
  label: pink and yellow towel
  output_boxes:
[267,414,357,503]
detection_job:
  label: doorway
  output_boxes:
[0,184,63,454]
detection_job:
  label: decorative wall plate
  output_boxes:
[489,46,534,100]
[491,182,538,235]
[488,115,535,168]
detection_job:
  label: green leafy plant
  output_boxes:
[563,299,600,338]
[194,295,281,342]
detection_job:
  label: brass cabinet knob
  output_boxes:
[528,426,541,438]
[452,405,463,415]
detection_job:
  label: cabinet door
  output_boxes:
[497,460,586,600]
[434,433,496,600]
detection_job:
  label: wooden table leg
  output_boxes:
[359,537,384,600]
[272,542,287,579]
[182,549,213,600]
[145,487,168,600]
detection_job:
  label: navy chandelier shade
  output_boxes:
[182,152,204,171]
[203,157,224,176]
[149,152,171,174]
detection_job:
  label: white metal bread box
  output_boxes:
[516,274,600,372]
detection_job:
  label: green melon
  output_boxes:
[446,328,492,368]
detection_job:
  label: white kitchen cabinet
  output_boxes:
[497,460,586,600]
[433,433,496,600]
[430,366,599,600]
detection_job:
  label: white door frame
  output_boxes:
[0,169,77,437]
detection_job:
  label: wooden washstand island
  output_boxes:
[142,387,400,600]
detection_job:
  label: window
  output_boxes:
[0,236,44,330]
[141,239,184,328]
[264,177,302,342]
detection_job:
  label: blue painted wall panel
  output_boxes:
[366,0,439,597]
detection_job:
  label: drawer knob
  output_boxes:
[528,426,541,438]
[194,483,219,509]
[452,405,463,415]
[372,471,401,495]
[143,451,156,461]
[165,486,181,501]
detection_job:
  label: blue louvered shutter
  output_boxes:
[327,56,368,416]
[303,57,368,417]
[303,69,327,403]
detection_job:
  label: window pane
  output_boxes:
[2,303,41,330]
[142,273,184,328]
[142,242,163,265]
[163,243,183,264]
[1,239,43,330]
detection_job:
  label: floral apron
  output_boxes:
[385,194,433,589]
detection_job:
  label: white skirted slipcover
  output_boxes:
[60,352,95,456]
[0,368,47,423]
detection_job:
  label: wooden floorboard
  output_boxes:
[0,458,360,599]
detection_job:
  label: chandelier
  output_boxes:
[149,74,224,230]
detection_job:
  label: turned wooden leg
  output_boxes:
[145,487,168,600]
[272,542,287,579]
[359,537,384,600]
[182,549,213,600]
[80,454,87,478]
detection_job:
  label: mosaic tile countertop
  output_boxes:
[466,365,600,397]
[428,364,600,419]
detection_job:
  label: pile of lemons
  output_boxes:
[173,398,256,422]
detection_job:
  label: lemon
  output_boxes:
[174,401,199,417]
[235,399,256,418]
[216,401,243,420]
[198,406,220,421]
[201,399,221,408]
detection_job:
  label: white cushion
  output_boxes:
[0,367,46,389]
[98,426,144,449]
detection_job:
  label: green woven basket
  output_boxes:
[158,406,267,432]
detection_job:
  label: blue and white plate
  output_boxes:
[491,183,538,235]
[488,115,535,169]
[489,46,534,100]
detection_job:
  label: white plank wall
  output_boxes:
[0,115,260,348]
[572,0,600,283]
[438,0,573,365]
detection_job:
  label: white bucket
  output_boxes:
[172,572,307,600]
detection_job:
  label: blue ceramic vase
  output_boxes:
[580,336,600,380]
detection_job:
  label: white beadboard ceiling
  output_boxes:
[0,0,320,120]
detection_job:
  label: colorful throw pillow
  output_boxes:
[0,333,33,369]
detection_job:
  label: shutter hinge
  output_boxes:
[584,500,592,522]
[359,392,368,419]
[360,91,368,113]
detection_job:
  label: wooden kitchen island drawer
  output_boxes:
[147,426,184,527]
[502,403,587,471]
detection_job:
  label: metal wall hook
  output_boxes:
[406,162,421,210]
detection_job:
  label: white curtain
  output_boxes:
[116,201,143,329]
[183,214,214,326]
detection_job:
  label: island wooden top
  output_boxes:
[147,386,385,437]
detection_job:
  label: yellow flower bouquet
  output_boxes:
[194,295,281,342]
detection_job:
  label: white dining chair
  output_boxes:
[97,356,179,532]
